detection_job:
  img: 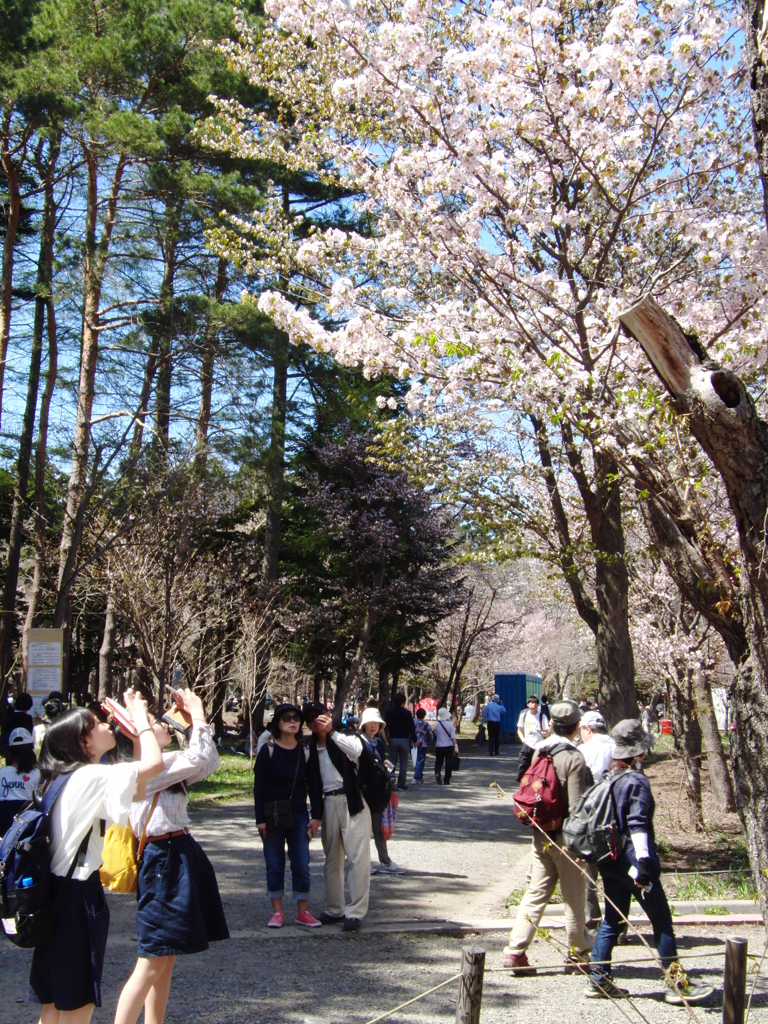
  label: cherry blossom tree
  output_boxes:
[202,0,765,724]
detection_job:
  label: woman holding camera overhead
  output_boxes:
[113,688,228,1024]
[253,703,324,928]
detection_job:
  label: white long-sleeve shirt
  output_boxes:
[129,722,219,838]
[317,731,362,793]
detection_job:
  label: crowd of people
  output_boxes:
[0,683,715,1020]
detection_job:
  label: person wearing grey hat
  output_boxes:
[504,699,593,976]
[585,719,713,1004]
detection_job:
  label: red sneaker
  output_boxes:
[295,911,322,928]
[504,952,536,975]
[267,912,284,928]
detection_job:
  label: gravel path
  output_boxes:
[2,747,767,1023]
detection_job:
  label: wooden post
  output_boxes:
[723,936,748,1024]
[455,946,485,1024]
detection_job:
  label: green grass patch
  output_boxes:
[187,752,253,806]
[703,905,730,916]
[663,870,756,902]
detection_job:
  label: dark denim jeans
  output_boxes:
[389,737,410,787]
[590,863,677,985]
[413,746,428,780]
[261,808,311,899]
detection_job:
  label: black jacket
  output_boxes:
[307,733,366,817]
[253,740,323,824]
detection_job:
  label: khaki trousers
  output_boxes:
[585,862,603,933]
[504,830,591,956]
[321,794,371,920]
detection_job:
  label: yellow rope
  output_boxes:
[362,972,462,1024]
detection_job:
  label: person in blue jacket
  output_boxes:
[586,719,714,1005]
[481,694,506,756]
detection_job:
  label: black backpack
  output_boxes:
[0,774,91,948]
[562,771,635,863]
[358,740,393,814]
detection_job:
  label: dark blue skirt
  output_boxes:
[29,871,109,1010]
[136,832,229,958]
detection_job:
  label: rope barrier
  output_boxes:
[361,972,462,1024]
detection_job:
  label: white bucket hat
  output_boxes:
[360,707,385,727]
[437,707,451,722]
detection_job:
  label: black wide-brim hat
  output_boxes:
[272,703,304,727]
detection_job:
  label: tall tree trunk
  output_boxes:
[127,347,157,465]
[23,213,59,677]
[744,0,768,233]
[693,669,736,813]
[56,150,127,687]
[377,663,390,716]
[622,294,768,924]
[151,214,180,459]
[195,257,227,470]
[639,490,748,667]
[98,592,116,700]
[668,668,704,831]
[533,416,637,724]
[0,134,59,690]
[0,107,23,432]
[262,334,289,582]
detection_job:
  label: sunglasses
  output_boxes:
[281,713,301,723]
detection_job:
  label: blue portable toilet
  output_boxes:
[494,673,543,741]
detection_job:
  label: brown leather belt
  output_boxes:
[146,828,190,843]
[324,788,346,797]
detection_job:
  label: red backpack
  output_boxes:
[513,744,569,832]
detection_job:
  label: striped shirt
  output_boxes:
[129,722,219,838]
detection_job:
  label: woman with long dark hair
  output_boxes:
[28,690,162,1024]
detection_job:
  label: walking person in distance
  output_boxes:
[384,693,416,790]
[516,694,549,781]
[481,694,506,756]
[434,708,458,785]
[412,707,434,782]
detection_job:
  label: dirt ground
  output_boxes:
[642,737,748,873]
[1,741,766,1024]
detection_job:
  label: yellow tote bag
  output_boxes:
[99,792,160,893]
[100,825,138,892]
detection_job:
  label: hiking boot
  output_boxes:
[664,982,716,1005]
[504,952,536,976]
[564,951,591,975]
[583,978,629,999]
[435,775,443,785]
[319,912,344,925]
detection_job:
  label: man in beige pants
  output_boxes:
[306,707,371,932]
[504,700,592,975]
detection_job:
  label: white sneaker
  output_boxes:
[379,861,406,874]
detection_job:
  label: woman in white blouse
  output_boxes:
[114,688,228,1024]
[29,690,162,1024]
[434,707,459,785]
